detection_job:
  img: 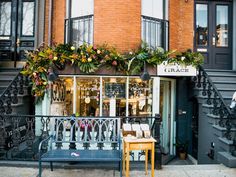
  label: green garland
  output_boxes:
[21,43,204,100]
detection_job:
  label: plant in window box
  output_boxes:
[96,44,127,73]
[53,43,74,70]
[127,43,174,75]
[174,49,204,67]
[76,43,101,73]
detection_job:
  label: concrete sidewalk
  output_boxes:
[0,164,235,177]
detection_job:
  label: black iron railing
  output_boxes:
[0,71,29,115]
[0,114,161,168]
[193,66,236,140]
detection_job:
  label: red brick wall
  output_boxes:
[94,0,141,52]
[169,0,194,51]
[52,0,66,43]
[44,0,65,44]
[44,0,49,44]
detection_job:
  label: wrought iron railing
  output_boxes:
[141,15,169,50]
[0,114,161,168]
[0,71,30,115]
[193,66,236,140]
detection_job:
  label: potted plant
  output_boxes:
[175,139,189,160]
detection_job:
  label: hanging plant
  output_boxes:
[21,42,204,101]
[76,43,100,73]
[96,44,127,73]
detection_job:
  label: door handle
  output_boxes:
[16,38,20,47]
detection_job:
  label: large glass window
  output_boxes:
[102,77,126,117]
[59,76,153,117]
[129,78,153,116]
[76,77,100,117]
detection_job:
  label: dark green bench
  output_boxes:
[38,117,122,177]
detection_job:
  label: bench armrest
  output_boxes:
[38,135,53,158]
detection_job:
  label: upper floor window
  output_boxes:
[141,0,168,50]
[65,0,94,46]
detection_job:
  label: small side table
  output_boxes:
[123,137,156,177]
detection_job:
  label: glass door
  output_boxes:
[160,78,176,157]
[0,0,36,67]
[194,0,232,69]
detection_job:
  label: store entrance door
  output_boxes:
[160,78,176,161]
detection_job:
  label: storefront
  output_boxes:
[47,75,176,157]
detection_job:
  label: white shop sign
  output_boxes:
[157,62,197,76]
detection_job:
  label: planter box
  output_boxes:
[157,62,197,76]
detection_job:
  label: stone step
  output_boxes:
[214,81,236,89]
[205,69,236,75]
[2,103,31,115]
[218,137,235,153]
[218,151,236,168]
[213,125,236,140]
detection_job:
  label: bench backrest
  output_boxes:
[51,117,120,147]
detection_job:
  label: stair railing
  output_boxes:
[0,70,30,115]
[193,66,235,140]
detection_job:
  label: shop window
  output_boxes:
[129,78,153,117]
[59,76,153,117]
[76,77,100,117]
[102,78,126,117]
[62,77,74,116]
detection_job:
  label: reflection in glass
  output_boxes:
[128,78,153,116]
[216,5,228,47]
[195,4,208,46]
[102,78,126,117]
[160,80,172,154]
[142,16,162,48]
[76,77,100,117]
[72,16,93,46]
[0,2,11,36]
[62,77,74,116]
[22,2,34,36]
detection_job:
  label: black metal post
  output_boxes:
[153,113,162,169]
[69,115,76,149]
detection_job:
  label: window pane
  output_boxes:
[71,0,93,18]
[128,78,153,116]
[50,77,73,116]
[22,2,35,36]
[195,4,208,46]
[142,0,163,19]
[141,16,164,49]
[76,77,100,117]
[102,78,126,117]
[216,5,228,47]
[0,2,11,36]
[72,16,93,46]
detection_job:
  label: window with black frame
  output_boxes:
[141,0,169,50]
[65,0,94,46]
